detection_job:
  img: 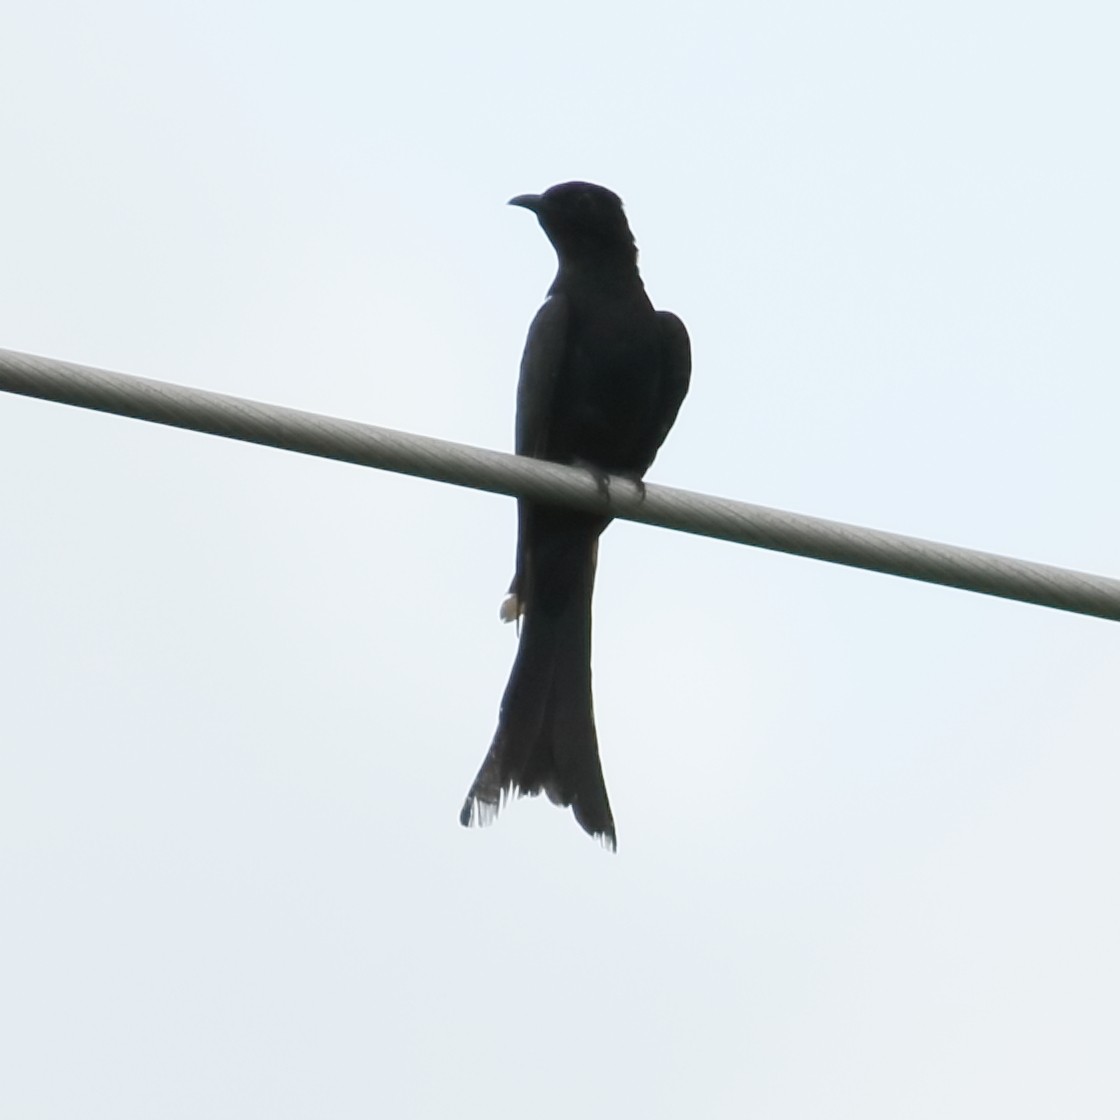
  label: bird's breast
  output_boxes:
[554,303,666,474]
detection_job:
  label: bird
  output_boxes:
[459,182,691,849]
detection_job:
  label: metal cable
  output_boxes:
[3,345,1119,622]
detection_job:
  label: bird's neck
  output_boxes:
[553,251,641,292]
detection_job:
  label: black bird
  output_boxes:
[459,182,691,848]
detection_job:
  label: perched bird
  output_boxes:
[459,182,690,848]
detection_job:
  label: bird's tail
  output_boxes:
[460,521,616,849]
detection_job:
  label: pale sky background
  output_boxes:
[2,2,1119,1117]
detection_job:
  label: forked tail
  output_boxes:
[460,526,615,848]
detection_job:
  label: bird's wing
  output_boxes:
[515,294,570,460]
[501,294,570,622]
[653,310,692,451]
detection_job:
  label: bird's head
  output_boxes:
[509,181,637,266]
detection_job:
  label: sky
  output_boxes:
[2,1,1119,1116]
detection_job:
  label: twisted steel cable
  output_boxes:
[3,346,1118,623]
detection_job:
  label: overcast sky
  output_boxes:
[3,2,1119,1117]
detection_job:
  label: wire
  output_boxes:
[2,345,1119,622]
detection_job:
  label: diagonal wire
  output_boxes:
[2,345,1119,623]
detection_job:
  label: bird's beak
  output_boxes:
[508,193,542,213]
